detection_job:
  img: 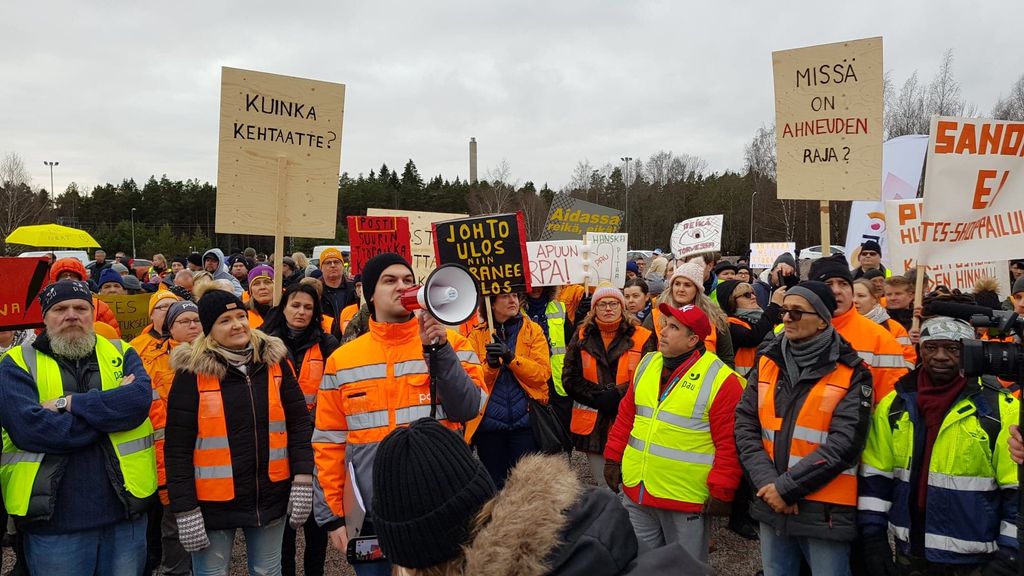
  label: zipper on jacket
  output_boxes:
[245,373,262,526]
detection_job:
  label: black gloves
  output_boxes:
[593,387,623,416]
[703,496,732,517]
[603,459,622,492]
[485,342,513,368]
[857,532,895,576]
[982,550,1019,576]
[576,296,592,322]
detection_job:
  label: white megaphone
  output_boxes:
[399,263,480,326]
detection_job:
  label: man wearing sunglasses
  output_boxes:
[852,240,892,281]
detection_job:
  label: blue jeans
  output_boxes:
[191,516,287,576]
[24,515,147,576]
[759,522,851,576]
[474,427,537,489]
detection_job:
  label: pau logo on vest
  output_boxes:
[112,355,124,380]
[679,372,701,391]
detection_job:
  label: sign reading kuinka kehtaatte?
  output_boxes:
[433,212,531,296]
[773,37,883,201]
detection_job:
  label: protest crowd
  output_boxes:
[1,233,1023,576]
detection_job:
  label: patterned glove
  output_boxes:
[175,508,210,552]
[288,480,314,529]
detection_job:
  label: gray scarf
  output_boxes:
[781,326,836,384]
[864,304,890,325]
[736,308,764,325]
[211,342,254,367]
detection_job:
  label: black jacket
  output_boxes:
[165,331,313,529]
[733,330,872,542]
[563,321,656,453]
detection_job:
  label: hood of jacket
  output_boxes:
[169,328,288,378]
[202,248,228,274]
[49,257,89,283]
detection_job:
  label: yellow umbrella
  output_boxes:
[5,224,100,248]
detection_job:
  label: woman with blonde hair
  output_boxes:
[643,260,735,368]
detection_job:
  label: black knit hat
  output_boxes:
[372,418,496,569]
[361,253,415,318]
[40,281,94,315]
[197,289,246,335]
[860,240,882,254]
[808,253,853,286]
[187,252,203,267]
[716,279,742,315]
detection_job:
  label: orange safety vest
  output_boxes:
[756,355,857,507]
[727,317,756,376]
[248,308,265,330]
[652,306,717,353]
[571,325,650,436]
[193,365,290,501]
[339,304,359,334]
[296,345,325,411]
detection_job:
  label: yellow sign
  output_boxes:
[773,37,883,201]
[98,294,153,342]
[216,67,345,238]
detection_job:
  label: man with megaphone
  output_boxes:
[312,253,487,576]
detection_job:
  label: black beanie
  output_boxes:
[40,281,94,315]
[361,253,415,317]
[860,240,882,254]
[716,280,741,315]
[197,289,246,335]
[371,418,496,569]
[187,252,203,267]
[808,253,853,286]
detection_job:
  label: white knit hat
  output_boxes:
[591,282,625,307]
[670,261,706,293]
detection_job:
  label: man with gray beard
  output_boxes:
[0,281,157,576]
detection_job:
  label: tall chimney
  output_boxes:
[469,137,478,184]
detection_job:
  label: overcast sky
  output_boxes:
[3,1,1022,196]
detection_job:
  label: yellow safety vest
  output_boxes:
[622,350,734,504]
[1,338,157,517]
[546,301,568,396]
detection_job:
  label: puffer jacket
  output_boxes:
[455,454,710,576]
[201,248,244,297]
[733,330,872,542]
[165,330,313,529]
[563,320,656,454]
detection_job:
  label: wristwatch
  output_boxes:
[55,396,69,413]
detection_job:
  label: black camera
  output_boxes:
[927,301,1024,378]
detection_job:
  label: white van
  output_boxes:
[19,250,89,265]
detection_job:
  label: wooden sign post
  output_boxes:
[216,67,345,304]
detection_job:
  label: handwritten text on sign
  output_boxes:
[367,208,468,281]
[773,37,883,201]
[671,215,723,260]
[527,241,586,287]
[433,212,530,296]
[584,233,628,288]
[919,116,1024,266]
[347,216,412,275]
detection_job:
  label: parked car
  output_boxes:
[626,250,654,262]
[798,245,846,261]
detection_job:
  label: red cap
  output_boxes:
[658,302,711,341]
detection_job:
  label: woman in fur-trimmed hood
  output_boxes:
[370,418,709,576]
[164,289,313,575]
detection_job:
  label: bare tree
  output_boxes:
[926,49,966,117]
[466,159,519,215]
[993,74,1024,120]
[885,72,929,138]
[0,152,48,252]
[745,124,797,241]
[568,160,593,195]
[645,151,673,188]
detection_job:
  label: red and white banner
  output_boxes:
[919,116,1024,266]
[0,257,49,331]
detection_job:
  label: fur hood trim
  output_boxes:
[462,454,582,576]
[170,329,287,378]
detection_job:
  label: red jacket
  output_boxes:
[604,349,744,513]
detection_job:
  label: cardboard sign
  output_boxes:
[433,212,530,296]
[216,67,345,238]
[885,198,1010,295]
[346,216,412,275]
[670,215,723,260]
[773,37,883,201]
[584,233,628,288]
[749,242,796,270]
[526,241,586,287]
[0,257,48,331]
[367,208,468,281]
[97,293,154,342]
[919,116,1024,266]
[540,195,624,240]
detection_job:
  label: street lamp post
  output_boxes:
[43,161,58,209]
[749,189,758,248]
[621,157,632,237]
[130,207,137,259]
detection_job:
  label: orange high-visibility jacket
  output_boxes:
[248,308,265,330]
[883,318,917,370]
[757,356,857,506]
[339,304,359,334]
[727,317,757,376]
[132,329,179,505]
[559,284,586,325]
[571,325,650,436]
[294,344,325,412]
[832,307,910,403]
[194,365,290,501]
[313,317,487,527]
[464,316,552,442]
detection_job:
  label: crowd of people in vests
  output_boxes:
[0,239,1022,576]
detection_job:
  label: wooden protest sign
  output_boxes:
[919,116,1024,266]
[0,257,48,331]
[346,216,412,275]
[773,37,883,201]
[98,293,153,342]
[526,241,586,287]
[670,215,723,261]
[749,242,796,270]
[885,198,1010,294]
[584,233,628,288]
[433,212,530,296]
[540,195,623,240]
[368,208,468,281]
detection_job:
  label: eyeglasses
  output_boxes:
[153,304,173,312]
[595,301,622,310]
[735,292,756,300]
[860,251,879,257]
[781,308,819,321]
[173,318,201,327]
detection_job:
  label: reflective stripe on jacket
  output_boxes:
[570,325,648,436]
[832,307,909,403]
[296,344,325,411]
[546,301,568,396]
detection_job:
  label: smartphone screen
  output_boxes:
[349,537,385,563]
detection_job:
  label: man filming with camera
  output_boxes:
[858,316,1019,575]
